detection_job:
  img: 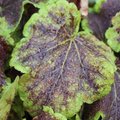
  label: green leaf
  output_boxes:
[0,77,19,120]
[10,0,116,118]
[0,18,14,45]
[7,95,25,120]
[93,0,107,13]
[106,12,120,52]
[27,0,58,8]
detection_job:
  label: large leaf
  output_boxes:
[82,0,120,40]
[82,70,120,120]
[106,12,120,52]
[0,77,18,120]
[10,0,116,118]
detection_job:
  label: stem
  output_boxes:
[80,0,88,16]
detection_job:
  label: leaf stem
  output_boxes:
[80,0,88,16]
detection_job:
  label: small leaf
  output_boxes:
[32,111,58,120]
[33,107,67,120]
[27,0,58,8]
[82,0,120,40]
[0,0,25,33]
[0,77,19,120]
[68,0,80,9]
[93,0,106,13]
[0,37,10,91]
[7,95,25,120]
[106,12,120,52]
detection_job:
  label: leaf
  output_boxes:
[0,0,26,45]
[82,70,120,120]
[33,106,67,120]
[0,37,10,92]
[7,95,25,120]
[11,3,39,43]
[67,0,80,9]
[68,113,81,120]
[82,93,111,120]
[93,0,106,13]
[0,77,19,120]
[108,72,120,120]
[32,112,58,120]
[88,0,96,6]
[28,0,81,9]
[0,0,25,33]
[0,18,14,45]
[82,0,120,40]
[10,0,116,118]
[28,0,46,4]
[68,0,88,16]
[106,12,120,52]
[27,0,58,8]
